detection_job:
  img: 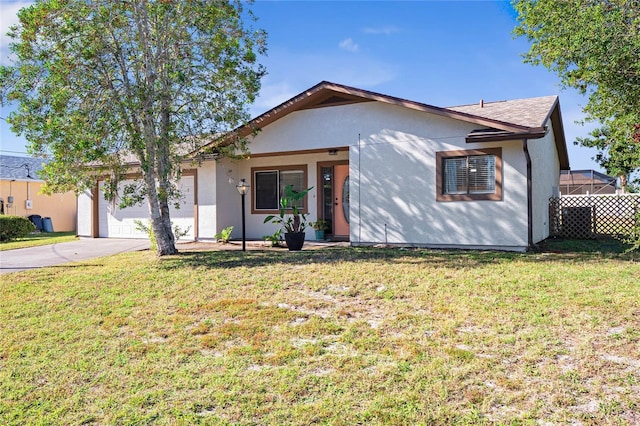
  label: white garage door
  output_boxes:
[99,176,195,239]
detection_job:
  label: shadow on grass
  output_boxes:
[157,238,638,272]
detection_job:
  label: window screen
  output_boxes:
[443,155,495,195]
[254,168,306,210]
[279,170,305,209]
[255,171,278,210]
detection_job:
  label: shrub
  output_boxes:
[622,210,640,253]
[134,219,192,252]
[215,226,234,243]
[263,229,283,247]
[0,216,36,242]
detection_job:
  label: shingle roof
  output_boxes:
[0,155,46,181]
[447,96,558,129]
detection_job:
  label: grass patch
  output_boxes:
[0,231,77,251]
[1,246,638,424]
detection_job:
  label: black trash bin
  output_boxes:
[28,214,43,231]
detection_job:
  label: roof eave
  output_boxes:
[199,81,542,153]
[465,129,548,143]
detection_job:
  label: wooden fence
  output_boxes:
[549,194,640,239]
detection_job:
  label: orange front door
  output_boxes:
[333,164,350,237]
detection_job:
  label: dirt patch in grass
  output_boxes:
[1,246,638,424]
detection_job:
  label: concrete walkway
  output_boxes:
[0,238,150,275]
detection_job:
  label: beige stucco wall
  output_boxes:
[0,179,77,232]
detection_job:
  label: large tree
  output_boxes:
[0,0,266,255]
[513,0,639,190]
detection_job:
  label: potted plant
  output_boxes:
[310,219,328,240]
[263,184,313,251]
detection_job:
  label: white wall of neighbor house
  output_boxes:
[528,121,561,244]
[346,102,530,250]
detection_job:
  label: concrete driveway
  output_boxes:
[0,238,150,275]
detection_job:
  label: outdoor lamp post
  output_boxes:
[236,178,249,251]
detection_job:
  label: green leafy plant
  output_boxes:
[0,216,36,242]
[215,226,234,244]
[310,219,328,231]
[172,224,191,242]
[621,210,640,253]
[263,229,283,247]
[134,220,157,251]
[135,219,191,250]
[263,185,313,234]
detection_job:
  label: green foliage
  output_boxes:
[576,116,640,191]
[310,219,328,231]
[134,220,157,252]
[621,211,640,253]
[0,0,266,255]
[135,219,190,251]
[513,0,640,183]
[0,216,36,242]
[215,226,234,243]
[263,185,313,234]
[172,223,191,243]
[263,228,283,247]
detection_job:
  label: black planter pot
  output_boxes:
[284,232,305,251]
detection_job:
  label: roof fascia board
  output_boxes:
[208,81,545,150]
[322,82,536,133]
[549,100,570,170]
[466,129,548,143]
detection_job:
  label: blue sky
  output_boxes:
[0,0,602,171]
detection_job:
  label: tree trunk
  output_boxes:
[619,174,628,194]
[143,156,178,256]
[146,183,178,256]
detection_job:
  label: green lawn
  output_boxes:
[1,244,638,425]
[0,231,77,251]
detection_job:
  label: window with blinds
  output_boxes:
[443,155,495,195]
[253,166,307,211]
[436,148,502,202]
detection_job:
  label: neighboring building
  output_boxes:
[0,155,77,232]
[560,169,617,195]
[78,81,570,251]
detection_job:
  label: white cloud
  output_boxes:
[362,26,400,35]
[0,1,33,65]
[338,38,359,53]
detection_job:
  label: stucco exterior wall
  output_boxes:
[236,102,530,249]
[346,102,529,250]
[214,152,348,241]
[0,180,77,232]
[528,122,561,243]
[248,107,360,155]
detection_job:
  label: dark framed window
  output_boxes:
[436,148,502,201]
[252,165,308,213]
